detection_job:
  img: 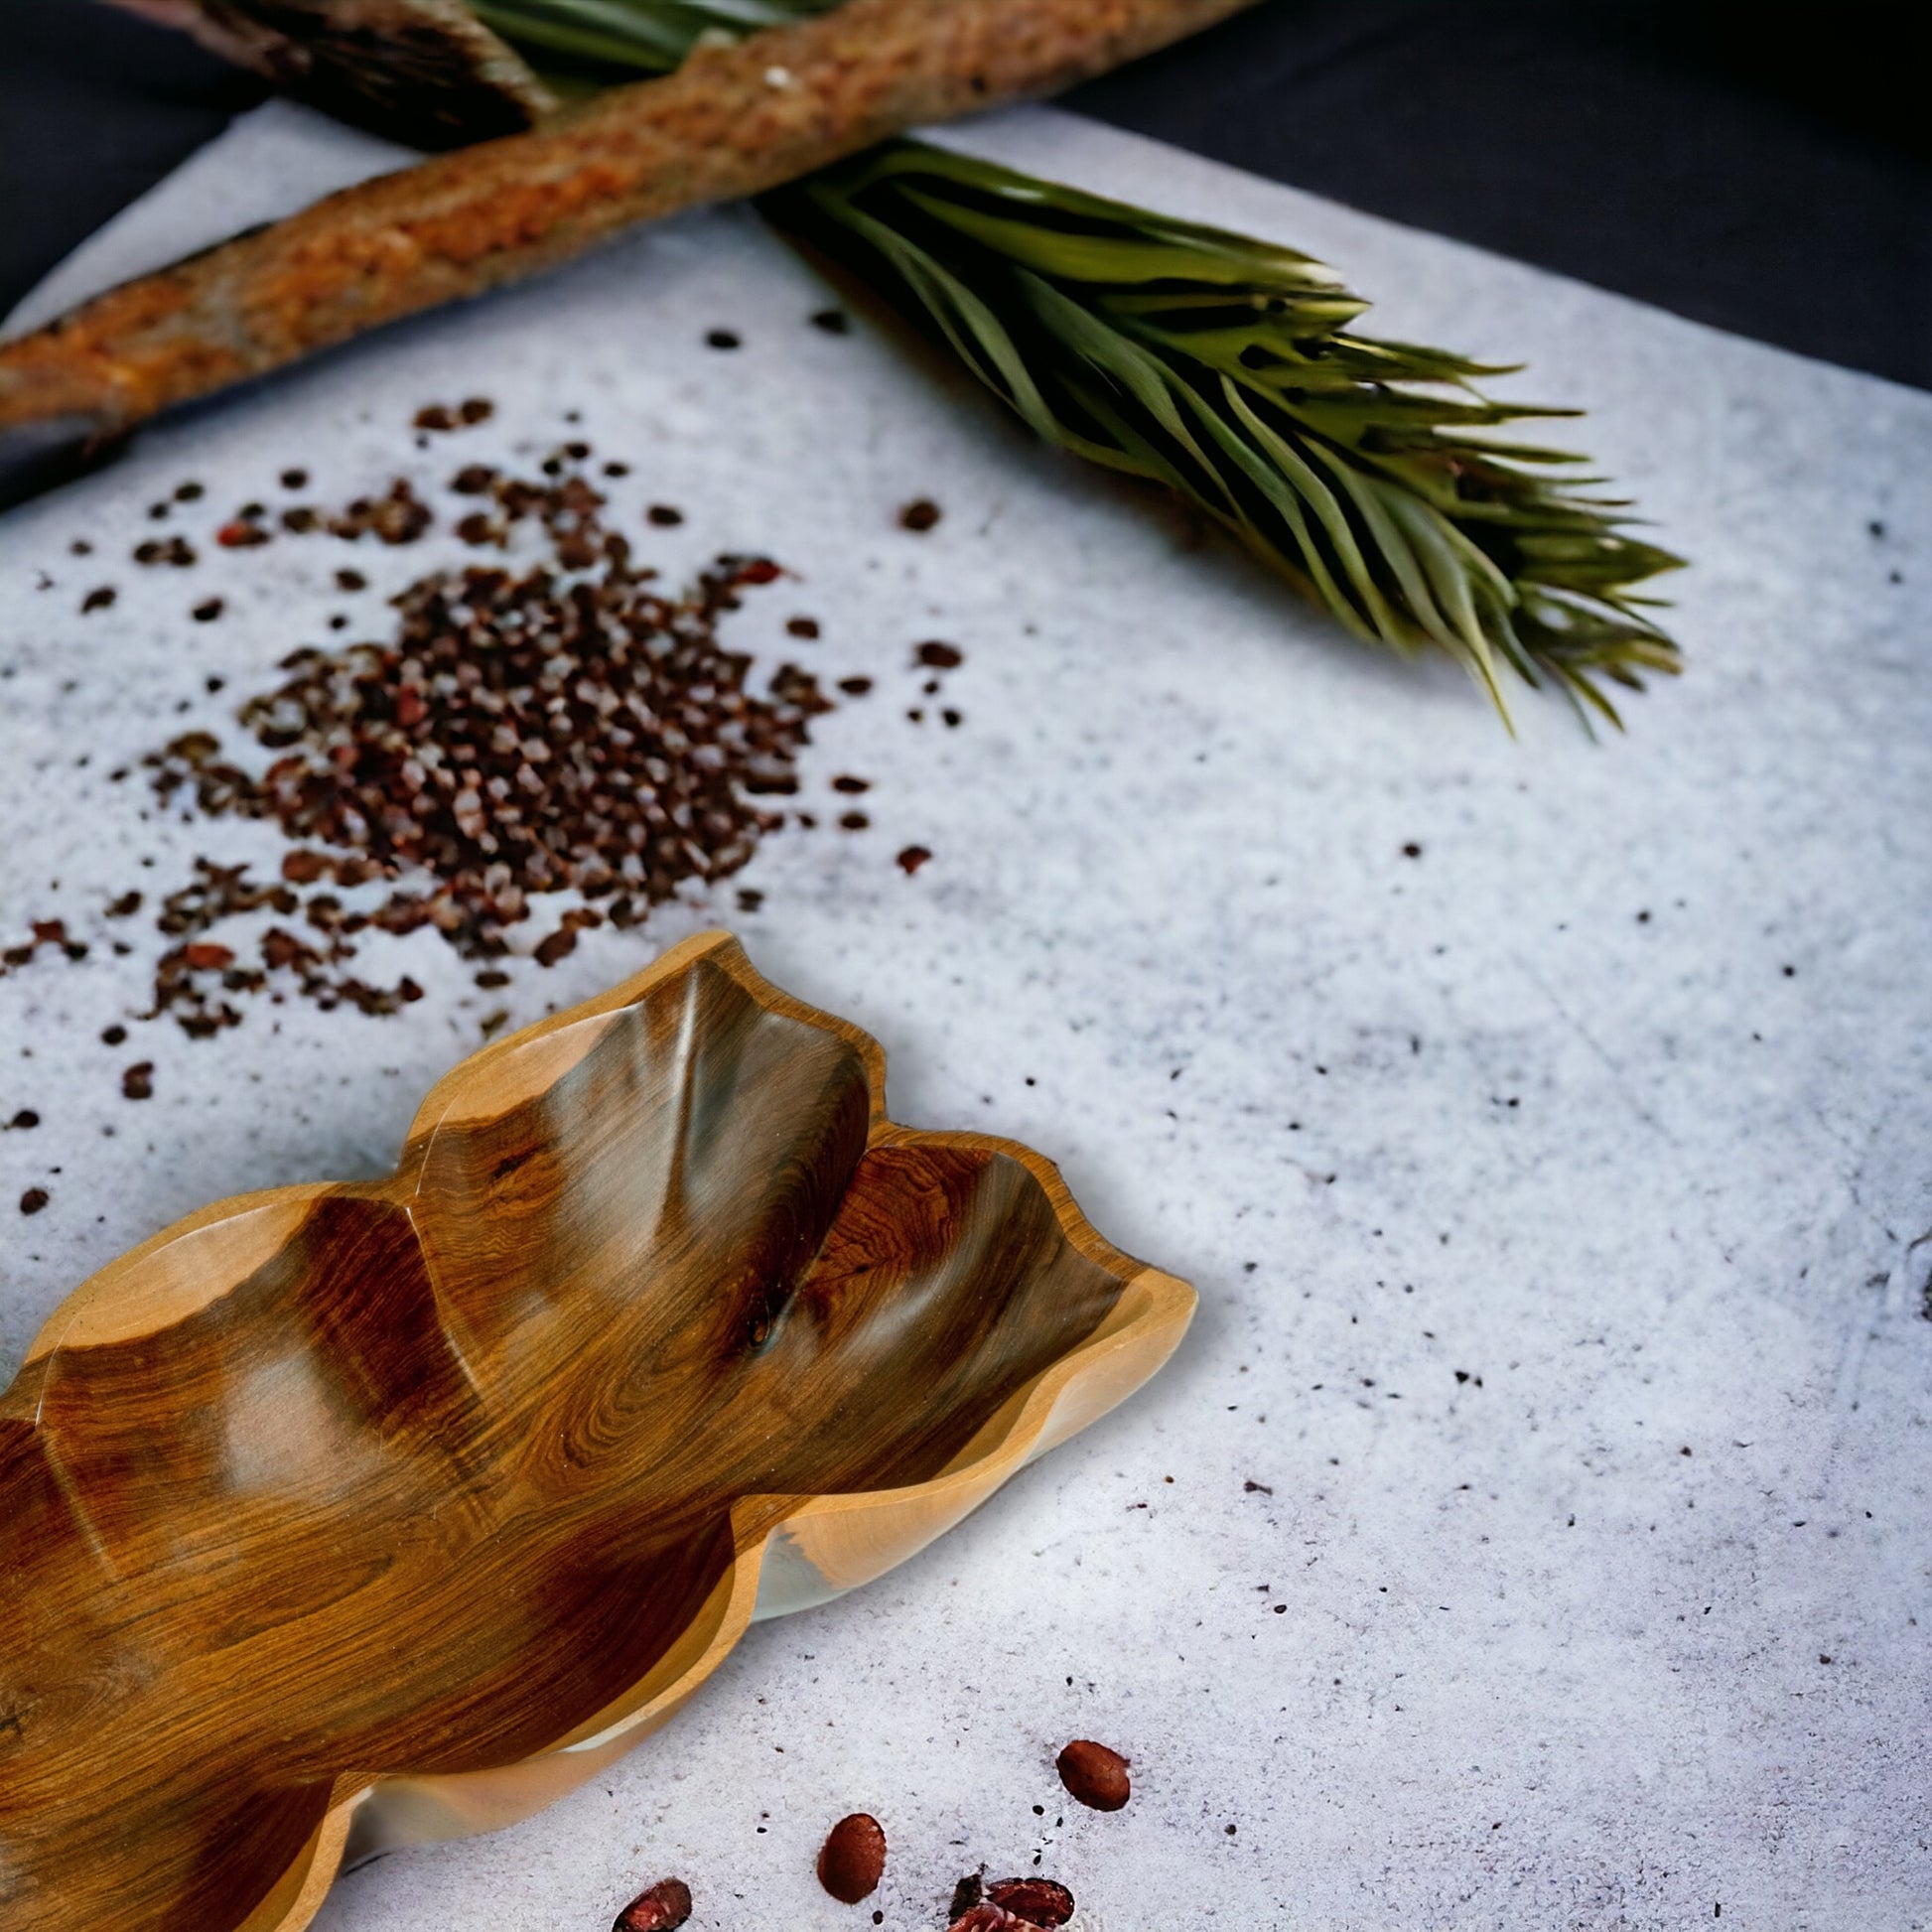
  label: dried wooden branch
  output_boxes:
[0,0,1253,502]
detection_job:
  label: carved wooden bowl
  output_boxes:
[0,932,1192,1932]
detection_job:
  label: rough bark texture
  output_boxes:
[0,0,1253,443]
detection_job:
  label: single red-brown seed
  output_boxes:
[1056,1738,1131,1811]
[611,1875,692,1931]
[898,498,941,532]
[896,845,932,877]
[121,1062,155,1101]
[985,1877,1075,1927]
[19,1186,49,1215]
[817,1813,887,1903]
[914,639,962,669]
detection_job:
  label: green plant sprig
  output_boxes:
[762,144,1682,724]
[464,0,1683,721]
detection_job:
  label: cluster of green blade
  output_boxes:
[468,0,835,74]
[763,144,1682,722]
[459,0,1682,721]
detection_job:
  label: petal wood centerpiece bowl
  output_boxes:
[0,932,1192,1932]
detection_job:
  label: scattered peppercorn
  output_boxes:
[786,616,820,638]
[7,1110,38,1130]
[899,498,942,532]
[809,308,850,334]
[915,640,963,669]
[192,598,224,622]
[20,1186,49,1215]
[280,469,310,489]
[705,329,741,350]
[647,504,684,527]
[131,456,828,1026]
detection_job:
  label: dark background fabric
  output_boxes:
[1,0,1926,390]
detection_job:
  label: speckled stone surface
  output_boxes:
[3,102,1929,1932]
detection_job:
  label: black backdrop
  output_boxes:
[2,0,1926,391]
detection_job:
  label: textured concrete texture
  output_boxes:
[2,101,1929,1932]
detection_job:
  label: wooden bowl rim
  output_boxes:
[2,930,1195,1932]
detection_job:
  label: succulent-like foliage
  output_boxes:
[764,143,1683,722]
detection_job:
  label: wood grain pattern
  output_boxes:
[0,932,1192,1932]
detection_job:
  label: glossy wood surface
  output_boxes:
[0,933,1192,1932]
